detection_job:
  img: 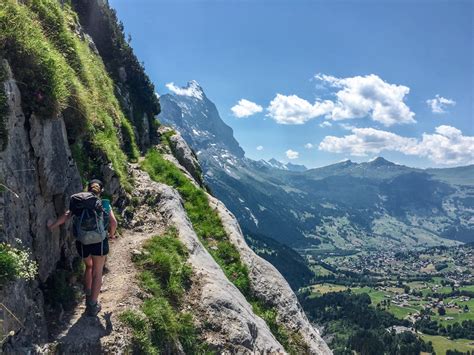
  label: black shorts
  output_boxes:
[75,238,109,258]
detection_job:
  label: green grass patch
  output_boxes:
[141,149,308,353]
[311,283,349,295]
[120,229,210,354]
[0,0,139,188]
[251,300,309,355]
[159,129,176,148]
[420,333,474,354]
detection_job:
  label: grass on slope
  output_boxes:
[141,148,308,354]
[0,0,139,187]
[120,229,209,354]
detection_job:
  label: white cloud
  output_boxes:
[166,80,203,99]
[409,126,474,165]
[426,94,456,114]
[304,143,314,149]
[231,99,263,118]
[319,127,416,157]
[339,123,357,131]
[316,74,416,126]
[319,125,474,165]
[256,145,264,151]
[286,149,299,159]
[319,121,332,128]
[266,74,415,127]
[266,94,334,124]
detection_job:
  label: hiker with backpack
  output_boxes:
[47,179,117,316]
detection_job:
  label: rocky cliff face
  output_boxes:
[0,60,82,349]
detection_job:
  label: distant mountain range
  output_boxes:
[158,82,474,254]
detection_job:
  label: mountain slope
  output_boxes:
[158,82,474,253]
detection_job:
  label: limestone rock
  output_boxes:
[133,168,285,353]
[159,126,203,186]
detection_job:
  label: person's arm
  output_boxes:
[47,210,72,231]
[108,209,117,239]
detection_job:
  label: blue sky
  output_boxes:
[110,0,473,168]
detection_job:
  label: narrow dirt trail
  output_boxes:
[47,228,163,353]
[38,165,167,353]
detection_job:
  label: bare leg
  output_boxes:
[83,256,93,293]
[90,255,106,303]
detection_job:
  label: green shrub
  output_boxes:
[0,244,18,285]
[121,229,208,354]
[0,242,37,287]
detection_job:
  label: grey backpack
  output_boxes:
[70,192,107,245]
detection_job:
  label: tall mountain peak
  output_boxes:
[158,82,245,158]
[166,80,205,100]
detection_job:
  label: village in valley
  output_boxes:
[305,244,474,354]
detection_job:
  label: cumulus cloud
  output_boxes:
[411,126,474,165]
[231,99,263,118]
[256,145,264,151]
[266,74,415,127]
[266,94,334,124]
[316,74,416,126]
[304,143,314,149]
[286,149,299,159]
[319,121,332,128]
[426,95,456,114]
[166,81,203,99]
[319,127,416,157]
[319,125,474,165]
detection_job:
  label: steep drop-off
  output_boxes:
[0,1,330,353]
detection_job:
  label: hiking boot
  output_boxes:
[86,301,101,317]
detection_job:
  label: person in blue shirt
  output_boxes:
[48,179,117,316]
